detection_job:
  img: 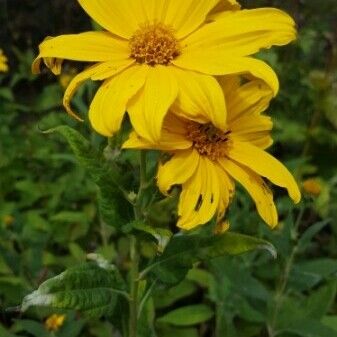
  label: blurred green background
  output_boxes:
[0,0,337,336]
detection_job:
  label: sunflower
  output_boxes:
[0,49,9,73]
[123,76,301,230]
[33,0,296,142]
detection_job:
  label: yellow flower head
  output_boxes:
[303,178,322,196]
[45,314,66,332]
[3,215,14,227]
[33,0,296,142]
[0,49,9,73]
[124,76,301,230]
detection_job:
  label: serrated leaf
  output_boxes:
[150,232,275,284]
[46,125,132,229]
[21,262,126,317]
[157,304,214,326]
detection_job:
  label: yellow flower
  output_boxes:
[33,0,296,142]
[303,178,322,196]
[45,314,66,332]
[124,76,301,230]
[0,49,9,73]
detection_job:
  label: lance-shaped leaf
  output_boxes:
[21,262,127,317]
[46,125,132,228]
[148,232,276,284]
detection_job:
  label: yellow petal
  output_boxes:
[182,8,296,56]
[224,79,273,123]
[157,149,199,195]
[164,0,220,39]
[178,157,219,229]
[174,55,279,96]
[230,114,273,149]
[228,141,301,203]
[128,65,178,142]
[123,130,192,151]
[214,163,234,219]
[32,32,130,73]
[219,158,278,227]
[63,61,134,121]
[78,0,139,39]
[171,67,227,130]
[89,65,148,137]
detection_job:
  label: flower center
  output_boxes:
[186,122,231,161]
[129,23,180,66]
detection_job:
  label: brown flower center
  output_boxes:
[186,122,231,161]
[129,23,180,66]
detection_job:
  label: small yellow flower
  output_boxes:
[0,49,9,73]
[303,178,322,196]
[33,0,296,143]
[45,314,66,332]
[124,76,301,230]
[3,215,14,226]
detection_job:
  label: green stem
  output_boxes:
[267,205,305,337]
[129,235,139,337]
[129,150,147,337]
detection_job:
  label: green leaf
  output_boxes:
[150,232,276,284]
[21,262,126,317]
[280,319,337,337]
[12,320,48,337]
[322,316,337,332]
[157,304,214,326]
[158,327,199,337]
[46,125,132,229]
[298,220,330,250]
[154,280,197,309]
[0,324,22,337]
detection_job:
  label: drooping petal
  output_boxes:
[78,0,139,39]
[128,65,179,142]
[157,149,199,195]
[181,8,296,56]
[174,55,279,96]
[228,141,301,203]
[219,158,278,227]
[178,157,219,229]
[164,0,220,39]
[171,67,227,130]
[32,32,130,73]
[63,60,134,121]
[89,65,148,137]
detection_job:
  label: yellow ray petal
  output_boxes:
[228,140,301,203]
[78,0,139,39]
[123,130,192,151]
[181,8,296,56]
[32,32,130,73]
[164,0,220,39]
[178,157,219,229]
[89,65,148,137]
[230,114,273,149]
[214,163,234,220]
[63,61,134,121]
[219,158,278,227]
[171,67,227,130]
[157,149,199,195]
[223,79,273,123]
[128,65,178,143]
[174,55,279,96]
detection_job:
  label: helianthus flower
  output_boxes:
[123,76,301,230]
[33,0,296,142]
[0,49,9,73]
